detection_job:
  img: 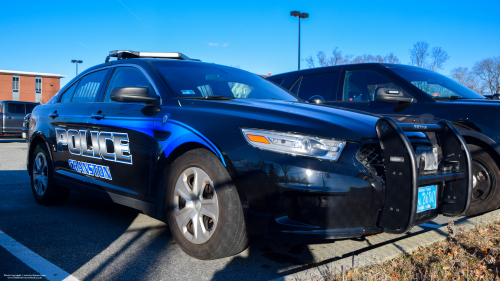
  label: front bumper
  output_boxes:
[228,117,472,239]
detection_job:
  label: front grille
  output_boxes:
[357,144,385,181]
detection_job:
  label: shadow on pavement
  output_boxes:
[0,169,319,280]
[0,168,443,280]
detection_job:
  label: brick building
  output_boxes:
[0,70,65,104]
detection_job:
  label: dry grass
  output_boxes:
[316,221,500,281]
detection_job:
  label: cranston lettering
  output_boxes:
[68,159,112,180]
[55,128,132,164]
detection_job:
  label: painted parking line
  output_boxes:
[0,230,80,281]
[419,223,444,229]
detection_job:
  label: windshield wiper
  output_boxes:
[179,96,236,100]
[432,96,463,100]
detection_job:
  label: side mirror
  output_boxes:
[308,95,325,104]
[376,88,414,103]
[110,87,157,104]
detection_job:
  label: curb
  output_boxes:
[272,209,500,281]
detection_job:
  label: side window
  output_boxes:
[8,103,25,114]
[104,67,154,102]
[295,72,337,101]
[26,104,38,113]
[72,70,108,103]
[59,81,80,103]
[343,70,409,102]
[290,77,302,95]
[268,78,284,86]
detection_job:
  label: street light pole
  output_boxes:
[290,11,309,70]
[71,60,83,75]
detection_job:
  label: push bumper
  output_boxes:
[376,117,472,234]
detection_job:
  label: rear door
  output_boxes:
[50,69,109,185]
[86,66,158,201]
[4,102,26,134]
[333,67,417,123]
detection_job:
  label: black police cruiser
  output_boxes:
[27,51,472,260]
[267,63,500,216]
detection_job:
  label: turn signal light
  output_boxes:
[246,135,270,144]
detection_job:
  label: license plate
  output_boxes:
[417,185,437,213]
[22,132,26,139]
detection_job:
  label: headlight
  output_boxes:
[241,128,346,161]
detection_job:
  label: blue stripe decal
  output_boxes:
[156,119,226,167]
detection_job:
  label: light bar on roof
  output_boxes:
[107,50,200,61]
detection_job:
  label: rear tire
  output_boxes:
[30,142,69,205]
[465,144,500,216]
[161,148,248,260]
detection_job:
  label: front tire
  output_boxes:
[162,149,248,260]
[30,142,69,205]
[466,144,500,216]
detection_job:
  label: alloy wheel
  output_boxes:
[173,167,219,244]
[33,152,48,197]
[472,159,493,201]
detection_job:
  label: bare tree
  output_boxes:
[450,67,484,93]
[409,41,430,68]
[409,41,450,71]
[350,53,401,64]
[384,52,401,64]
[473,56,500,95]
[317,51,330,66]
[331,47,353,65]
[429,47,450,71]
[305,55,316,68]
[306,47,397,68]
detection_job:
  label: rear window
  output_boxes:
[26,104,38,113]
[8,103,25,114]
[71,70,108,103]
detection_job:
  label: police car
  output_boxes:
[27,50,472,260]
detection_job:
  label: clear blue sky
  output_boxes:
[1,0,499,87]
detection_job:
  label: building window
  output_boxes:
[36,77,42,93]
[12,76,19,92]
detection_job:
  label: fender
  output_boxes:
[27,131,55,176]
[458,129,500,156]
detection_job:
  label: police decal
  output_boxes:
[55,128,132,164]
[68,159,112,180]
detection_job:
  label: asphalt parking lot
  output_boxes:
[0,137,461,281]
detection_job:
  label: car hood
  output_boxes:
[177,99,380,141]
[439,99,500,110]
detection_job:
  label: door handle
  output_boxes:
[49,111,58,118]
[91,114,104,120]
[6,116,13,119]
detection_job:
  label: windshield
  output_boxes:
[391,68,485,100]
[152,61,299,101]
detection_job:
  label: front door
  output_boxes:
[333,68,417,123]
[87,66,157,201]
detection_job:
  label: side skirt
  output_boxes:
[55,177,156,217]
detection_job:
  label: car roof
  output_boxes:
[268,63,427,78]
